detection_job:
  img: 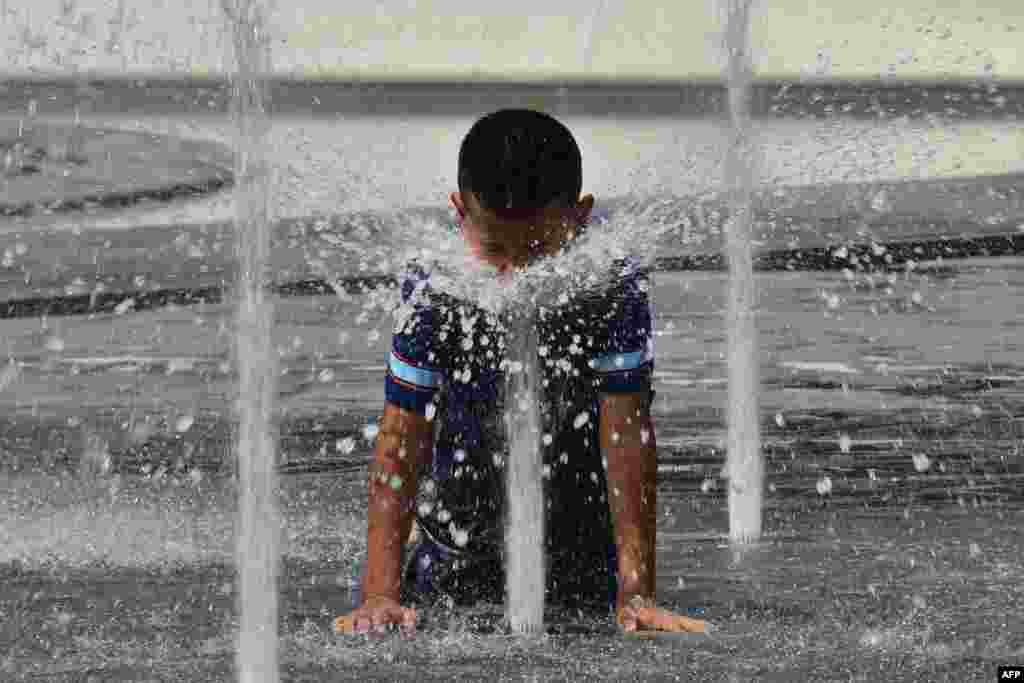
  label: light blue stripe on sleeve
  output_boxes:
[389,352,442,389]
[589,350,649,373]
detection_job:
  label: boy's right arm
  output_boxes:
[335,402,434,634]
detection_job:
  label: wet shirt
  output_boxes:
[384,246,655,562]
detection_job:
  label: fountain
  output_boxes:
[504,310,545,634]
[222,1,280,681]
[3,1,1023,678]
[719,0,763,544]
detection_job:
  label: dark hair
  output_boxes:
[457,109,582,213]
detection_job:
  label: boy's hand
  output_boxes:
[616,594,705,634]
[334,595,417,635]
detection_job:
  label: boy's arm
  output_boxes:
[362,402,434,602]
[599,391,706,634]
[598,391,657,604]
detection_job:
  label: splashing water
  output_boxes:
[224,1,280,681]
[504,310,545,634]
[720,0,764,543]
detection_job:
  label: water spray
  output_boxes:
[504,309,546,635]
[223,1,280,680]
[720,0,764,544]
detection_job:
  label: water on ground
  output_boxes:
[0,110,1021,681]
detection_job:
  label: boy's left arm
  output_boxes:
[599,391,705,634]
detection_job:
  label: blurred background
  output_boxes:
[1,0,1022,80]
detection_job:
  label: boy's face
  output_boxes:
[450,191,594,276]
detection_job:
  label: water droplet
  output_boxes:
[175,415,194,433]
[454,449,466,463]
[542,433,552,445]
[318,368,335,383]
[816,475,833,495]
[839,434,852,453]
[573,412,589,429]
[336,437,356,454]
[912,452,931,472]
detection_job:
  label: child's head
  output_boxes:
[451,109,594,274]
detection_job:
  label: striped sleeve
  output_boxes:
[588,263,654,394]
[384,262,444,414]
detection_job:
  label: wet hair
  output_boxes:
[457,109,582,215]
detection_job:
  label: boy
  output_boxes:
[336,109,703,635]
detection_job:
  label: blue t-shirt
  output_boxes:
[384,234,655,562]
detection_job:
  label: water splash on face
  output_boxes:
[415,207,681,316]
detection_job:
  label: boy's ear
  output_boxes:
[576,194,595,223]
[450,192,465,212]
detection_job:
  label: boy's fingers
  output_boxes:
[674,615,705,633]
[335,614,372,634]
[335,605,417,635]
[635,607,705,633]
[333,614,354,634]
[376,605,411,628]
[616,606,638,633]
